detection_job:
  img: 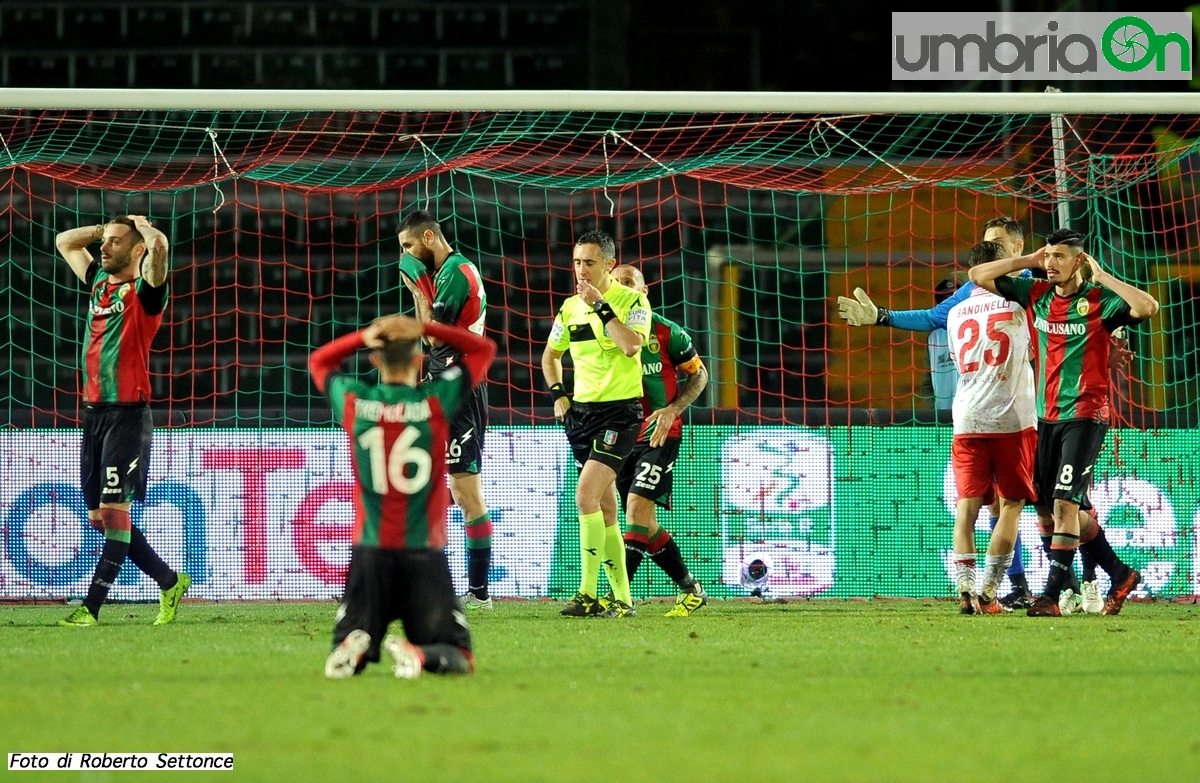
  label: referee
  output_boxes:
[542,230,652,618]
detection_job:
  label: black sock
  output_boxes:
[419,645,473,674]
[625,540,648,582]
[1043,548,1077,600]
[83,538,130,618]
[1080,548,1098,582]
[1081,527,1130,584]
[467,548,490,599]
[127,527,176,590]
[1009,572,1030,594]
[649,538,695,590]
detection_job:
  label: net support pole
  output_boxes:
[707,246,740,408]
[1047,87,1070,229]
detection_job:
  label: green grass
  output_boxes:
[2,600,1199,782]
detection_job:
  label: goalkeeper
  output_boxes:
[836,217,1038,608]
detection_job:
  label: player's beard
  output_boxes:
[101,249,136,275]
[408,245,435,266]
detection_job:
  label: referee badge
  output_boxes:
[1076,298,1090,317]
[603,430,618,446]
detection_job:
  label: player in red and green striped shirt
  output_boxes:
[311,315,496,679]
[398,210,495,610]
[971,229,1159,617]
[611,266,710,616]
[54,216,191,628]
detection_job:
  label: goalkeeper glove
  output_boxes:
[836,288,888,326]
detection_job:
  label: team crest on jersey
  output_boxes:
[117,283,132,299]
[647,336,660,354]
[1075,298,1090,317]
[603,430,618,446]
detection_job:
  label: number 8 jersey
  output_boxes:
[945,285,1036,436]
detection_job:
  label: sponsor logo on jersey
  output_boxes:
[90,300,126,317]
[1075,298,1090,317]
[1033,316,1086,335]
[354,398,432,423]
[626,308,650,328]
[642,361,663,376]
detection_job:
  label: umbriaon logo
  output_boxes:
[892,12,1192,81]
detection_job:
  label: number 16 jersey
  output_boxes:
[326,368,470,550]
[945,285,1036,436]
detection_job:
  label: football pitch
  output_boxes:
[2,600,1198,782]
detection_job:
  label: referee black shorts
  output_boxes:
[80,403,153,510]
[562,399,643,474]
[1034,418,1108,510]
[332,546,472,666]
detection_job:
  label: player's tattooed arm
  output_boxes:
[646,359,709,449]
[400,274,435,345]
[54,223,104,282]
[129,215,170,288]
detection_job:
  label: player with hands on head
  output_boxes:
[396,210,495,610]
[54,214,190,627]
[542,230,652,619]
[610,265,710,617]
[312,313,496,679]
[970,229,1156,617]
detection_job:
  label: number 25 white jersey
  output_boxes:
[945,285,1036,435]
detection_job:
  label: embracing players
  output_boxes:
[611,265,709,617]
[943,241,1037,614]
[53,216,190,627]
[970,229,1156,616]
[312,314,496,679]
[397,210,495,610]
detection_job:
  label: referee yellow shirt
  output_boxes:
[548,282,652,403]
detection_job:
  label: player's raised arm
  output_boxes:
[54,223,104,282]
[1081,254,1159,321]
[128,215,169,288]
[308,329,368,394]
[969,246,1043,295]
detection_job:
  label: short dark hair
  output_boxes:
[1044,228,1086,251]
[983,216,1024,241]
[375,337,420,370]
[397,209,442,238]
[576,230,615,260]
[967,240,1006,268]
[108,215,145,245]
[934,273,963,304]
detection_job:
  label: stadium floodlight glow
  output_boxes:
[1,88,1200,114]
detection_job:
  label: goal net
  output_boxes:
[1,95,1197,601]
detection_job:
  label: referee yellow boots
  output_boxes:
[560,592,605,617]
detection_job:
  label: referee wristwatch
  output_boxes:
[591,298,617,324]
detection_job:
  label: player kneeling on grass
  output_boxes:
[944,241,1038,615]
[970,229,1156,617]
[310,315,496,679]
[610,266,710,617]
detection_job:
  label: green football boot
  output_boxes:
[154,572,191,626]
